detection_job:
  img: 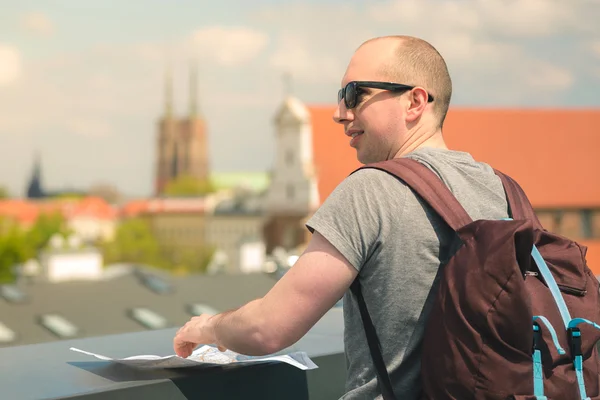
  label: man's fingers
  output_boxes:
[174,341,195,358]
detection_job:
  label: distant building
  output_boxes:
[25,153,88,200]
[154,62,210,196]
[205,187,266,274]
[262,96,320,254]
[38,234,104,283]
[26,153,44,199]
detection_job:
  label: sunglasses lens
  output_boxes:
[345,83,356,108]
[337,89,344,104]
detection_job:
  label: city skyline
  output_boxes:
[0,0,599,198]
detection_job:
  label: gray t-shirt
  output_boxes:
[305,147,509,399]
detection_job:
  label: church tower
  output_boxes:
[26,152,45,199]
[154,62,210,196]
[263,74,320,253]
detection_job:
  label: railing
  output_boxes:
[0,308,345,400]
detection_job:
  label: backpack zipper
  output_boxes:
[557,284,587,297]
[524,272,587,296]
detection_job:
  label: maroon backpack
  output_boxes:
[351,158,600,400]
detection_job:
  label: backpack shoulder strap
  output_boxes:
[350,157,472,400]
[356,157,473,231]
[350,279,397,400]
[493,170,543,229]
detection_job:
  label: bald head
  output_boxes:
[359,36,453,128]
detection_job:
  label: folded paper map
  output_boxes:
[70,345,318,370]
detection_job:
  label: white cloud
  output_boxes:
[0,45,22,86]
[20,12,54,36]
[428,33,573,93]
[369,0,598,38]
[252,1,580,96]
[189,26,269,67]
[268,33,346,84]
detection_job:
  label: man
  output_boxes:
[173,35,509,399]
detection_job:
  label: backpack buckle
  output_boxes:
[533,323,542,353]
[567,327,582,359]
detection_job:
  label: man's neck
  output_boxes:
[392,129,447,159]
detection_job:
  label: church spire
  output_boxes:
[26,151,44,199]
[189,59,199,118]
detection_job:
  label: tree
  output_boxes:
[0,212,68,283]
[24,212,70,259]
[163,175,216,197]
[0,186,9,199]
[100,218,167,268]
[162,245,216,274]
[0,225,28,283]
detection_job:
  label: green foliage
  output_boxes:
[25,212,70,257]
[100,218,166,267]
[0,186,9,199]
[100,218,216,274]
[162,245,216,274]
[0,224,28,283]
[0,212,69,283]
[163,175,216,197]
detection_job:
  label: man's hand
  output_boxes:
[173,314,226,358]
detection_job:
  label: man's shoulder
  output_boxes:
[342,166,410,191]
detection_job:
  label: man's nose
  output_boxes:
[333,101,353,124]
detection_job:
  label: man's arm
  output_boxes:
[174,230,357,357]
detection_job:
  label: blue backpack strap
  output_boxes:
[531,246,590,400]
[533,316,566,355]
[531,246,572,327]
[532,316,566,399]
[567,319,600,400]
[532,324,545,398]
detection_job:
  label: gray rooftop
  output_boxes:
[0,269,277,348]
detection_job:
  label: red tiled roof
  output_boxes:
[309,106,361,204]
[120,199,150,218]
[0,197,117,225]
[120,198,206,217]
[60,196,117,220]
[308,106,600,209]
[443,108,600,209]
[0,200,40,225]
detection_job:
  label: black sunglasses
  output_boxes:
[337,81,434,109]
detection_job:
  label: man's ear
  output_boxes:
[405,87,429,123]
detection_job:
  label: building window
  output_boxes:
[286,184,295,200]
[39,314,79,339]
[553,210,563,233]
[186,303,219,316]
[0,285,27,303]
[285,149,294,166]
[128,308,168,330]
[581,209,593,239]
[0,321,16,343]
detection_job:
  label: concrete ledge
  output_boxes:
[0,309,345,400]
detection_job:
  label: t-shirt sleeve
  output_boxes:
[305,168,408,272]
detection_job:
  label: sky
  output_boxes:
[0,0,599,198]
